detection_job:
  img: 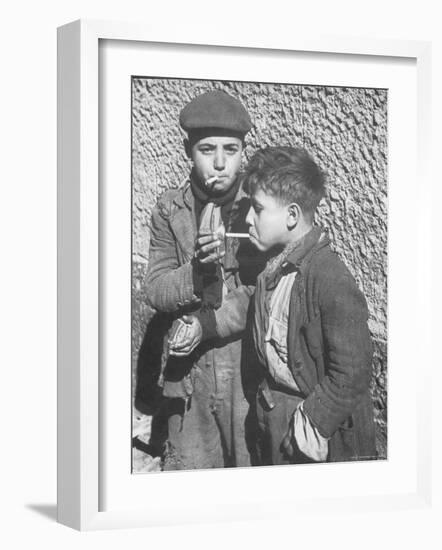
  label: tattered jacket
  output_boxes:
[218,228,377,462]
[143,180,261,400]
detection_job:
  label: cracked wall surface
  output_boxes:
[132,78,388,459]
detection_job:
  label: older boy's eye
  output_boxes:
[198,146,214,154]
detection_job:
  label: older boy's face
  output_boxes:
[190,136,243,195]
[246,190,290,252]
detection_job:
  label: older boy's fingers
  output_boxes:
[169,340,191,351]
[172,331,202,352]
[170,330,200,350]
[199,251,225,264]
[169,345,197,357]
[196,233,217,245]
[172,344,197,355]
[198,240,221,255]
[170,337,195,351]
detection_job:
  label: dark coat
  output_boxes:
[284,231,377,461]
[138,180,262,404]
[221,227,378,463]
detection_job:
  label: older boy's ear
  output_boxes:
[184,139,192,159]
[287,203,301,230]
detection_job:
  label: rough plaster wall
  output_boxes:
[132,78,388,458]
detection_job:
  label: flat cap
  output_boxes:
[179,90,252,135]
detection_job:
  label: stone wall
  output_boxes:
[132,77,388,459]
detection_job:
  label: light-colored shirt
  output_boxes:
[264,269,329,462]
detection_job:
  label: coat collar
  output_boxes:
[264,226,327,290]
[284,226,327,269]
[172,179,194,210]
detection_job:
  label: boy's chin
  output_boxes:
[253,239,286,256]
[249,236,269,252]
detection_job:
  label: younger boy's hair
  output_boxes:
[243,146,326,217]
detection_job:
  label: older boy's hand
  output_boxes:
[194,231,225,265]
[168,315,203,356]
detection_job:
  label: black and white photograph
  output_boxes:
[4,0,437,542]
[131,78,388,473]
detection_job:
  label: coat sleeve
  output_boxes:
[214,284,255,338]
[192,284,255,342]
[145,203,199,313]
[302,271,373,439]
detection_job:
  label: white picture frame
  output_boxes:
[57,19,432,531]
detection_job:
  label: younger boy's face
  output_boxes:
[246,190,291,252]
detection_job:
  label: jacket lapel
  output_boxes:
[286,229,329,395]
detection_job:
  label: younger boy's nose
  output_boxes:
[245,206,254,227]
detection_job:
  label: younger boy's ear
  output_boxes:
[183,139,192,159]
[287,202,301,230]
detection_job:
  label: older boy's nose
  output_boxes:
[214,148,226,170]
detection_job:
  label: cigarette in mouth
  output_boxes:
[225,232,250,239]
[205,176,219,188]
